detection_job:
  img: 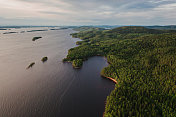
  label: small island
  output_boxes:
[72,59,83,68]
[50,29,60,30]
[41,57,48,63]
[3,32,18,34]
[0,28,7,30]
[20,31,25,33]
[27,29,48,32]
[60,27,68,30]
[26,62,35,69]
[32,37,42,41]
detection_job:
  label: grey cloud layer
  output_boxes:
[0,0,176,25]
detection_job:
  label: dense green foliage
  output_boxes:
[72,59,83,68]
[41,57,48,63]
[32,36,42,41]
[64,26,176,116]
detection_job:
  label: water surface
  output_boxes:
[0,27,114,117]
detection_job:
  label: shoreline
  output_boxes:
[101,75,117,84]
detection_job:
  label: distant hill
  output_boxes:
[110,26,176,34]
[73,26,105,31]
[146,25,176,30]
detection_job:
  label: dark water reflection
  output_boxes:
[0,28,114,117]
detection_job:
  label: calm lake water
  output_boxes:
[0,27,114,117]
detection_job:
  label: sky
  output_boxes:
[0,0,176,26]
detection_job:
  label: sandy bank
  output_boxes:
[101,75,117,84]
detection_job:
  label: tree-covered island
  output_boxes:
[63,26,176,116]
[41,57,48,63]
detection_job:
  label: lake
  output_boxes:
[0,27,114,117]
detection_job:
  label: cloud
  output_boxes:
[0,0,175,25]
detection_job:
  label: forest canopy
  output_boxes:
[64,26,176,117]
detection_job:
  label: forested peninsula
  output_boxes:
[63,26,176,116]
